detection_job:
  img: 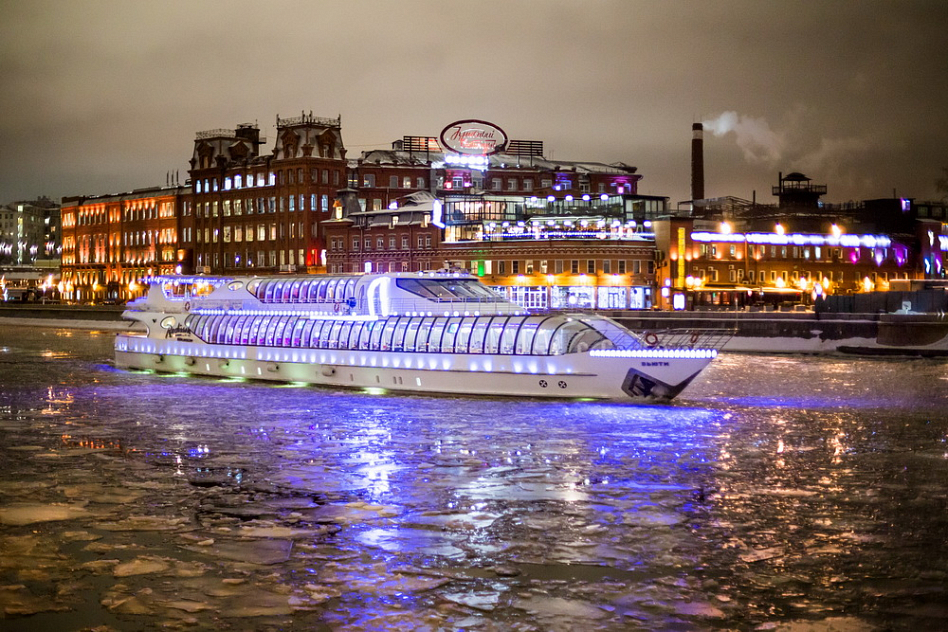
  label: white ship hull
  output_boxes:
[115,335,712,400]
[114,272,723,401]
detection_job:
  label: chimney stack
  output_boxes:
[691,122,704,201]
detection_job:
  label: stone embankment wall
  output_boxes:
[607,311,879,343]
[0,304,124,321]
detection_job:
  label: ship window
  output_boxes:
[275,317,293,346]
[343,278,357,301]
[247,316,268,345]
[484,320,506,354]
[359,322,374,349]
[346,321,364,348]
[236,316,253,344]
[369,321,386,350]
[526,316,554,355]
[580,317,637,350]
[515,318,542,355]
[377,318,397,350]
[222,316,238,344]
[415,319,434,352]
[468,318,490,353]
[306,281,320,302]
[403,319,421,351]
[317,280,329,302]
[290,281,303,302]
[227,281,244,291]
[290,319,306,347]
[499,317,521,354]
[190,315,205,340]
[299,320,317,347]
[309,320,327,348]
[270,281,284,303]
[442,317,466,352]
[427,319,447,353]
[337,321,354,348]
[454,318,475,353]
[206,316,225,343]
[263,318,281,346]
[327,321,344,349]
[270,282,282,303]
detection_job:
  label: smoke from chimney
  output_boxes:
[691,122,704,201]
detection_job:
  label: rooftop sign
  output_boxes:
[440,119,507,156]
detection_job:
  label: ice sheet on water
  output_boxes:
[181,537,294,565]
[0,584,71,617]
[358,527,466,558]
[96,514,191,531]
[0,502,93,525]
[112,555,209,578]
[513,595,608,621]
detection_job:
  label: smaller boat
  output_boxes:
[115,272,728,400]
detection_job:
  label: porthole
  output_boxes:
[159,316,177,329]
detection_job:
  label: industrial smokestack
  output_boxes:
[691,122,704,201]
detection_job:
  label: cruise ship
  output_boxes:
[114,272,725,400]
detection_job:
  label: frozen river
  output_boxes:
[1,326,947,631]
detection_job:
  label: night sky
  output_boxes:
[2,0,946,206]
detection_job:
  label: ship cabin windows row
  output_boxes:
[185,314,627,356]
[251,276,357,304]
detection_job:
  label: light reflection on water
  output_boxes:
[0,327,947,630]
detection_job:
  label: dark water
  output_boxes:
[1,326,946,631]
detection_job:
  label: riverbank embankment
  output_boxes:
[3,304,946,353]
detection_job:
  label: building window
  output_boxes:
[587,260,595,274]
[377,237,384,250]
[401,235,409,249]
[491,178,502,191]
[363,174,375,188]
[512,260,520,274]
[603,260,611,274]
[523,179,533,191]
[416,177,425,189]
[618,260,627,274]
[388,236,396,250]
[507,179,517,191]
[570,260,579,274]
[352,237,360,250]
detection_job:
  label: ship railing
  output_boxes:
[633,327,735,351]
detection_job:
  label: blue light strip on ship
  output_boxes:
[589,349,717,359]
[192,308,378,321]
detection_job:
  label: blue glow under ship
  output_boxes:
[115,272,725,400]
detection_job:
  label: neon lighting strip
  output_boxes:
[589,349,717,359]
[691,232,891,248]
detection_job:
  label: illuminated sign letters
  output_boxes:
[440,120,508,156]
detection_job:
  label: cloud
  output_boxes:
[702,111,785,165]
